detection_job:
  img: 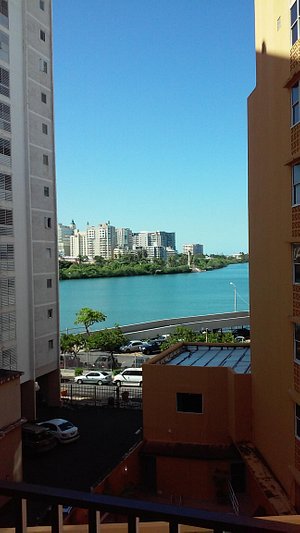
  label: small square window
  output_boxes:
[41,92,47,103]
[43,154,49,165]
[176,393,203,413]
[40,30,46,42]
[44,186,49,197]
[46,278,52,288]
[48,339,53,349]
[42,123,48,134]
[46,247,51,258]
[48,308,53,318]
[40,0,45,10]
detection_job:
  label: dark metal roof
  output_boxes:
[163,344,251,374]
[0,369,22,384]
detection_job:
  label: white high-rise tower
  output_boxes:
[0,0,59,419]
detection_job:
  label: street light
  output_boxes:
[229,282,237,313]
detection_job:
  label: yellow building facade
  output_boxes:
[248,0,300,510]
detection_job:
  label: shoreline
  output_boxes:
[59,261,248,281]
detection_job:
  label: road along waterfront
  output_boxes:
[59,262,249,333]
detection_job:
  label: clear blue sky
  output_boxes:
[53,0,255,255]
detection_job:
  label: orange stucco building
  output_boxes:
[248,0,300,511]
[0,370,23,507]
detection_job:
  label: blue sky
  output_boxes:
[53,0,255,255]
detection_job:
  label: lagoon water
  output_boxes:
[59,262,249,333]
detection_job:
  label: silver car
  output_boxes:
[119,340,146,353]
[37,419,79,444]
[74,371,112,385]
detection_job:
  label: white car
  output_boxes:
[113,368,143,387]
[74,371,112,385]
[119,340,146,353]
[37,418,79,444]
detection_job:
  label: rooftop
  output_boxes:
[0,369,23,384]
[157,343,251,374]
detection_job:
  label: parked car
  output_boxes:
[92,354,119,370]
[151,334,170,343]
[22,422,57,454]
[232,328,250,340]
[74,371,112,385]
[113,368,143,387]
[140,340,161,355]
[119,340,146,353]
[234,335,246,343]
[37,418,79,444]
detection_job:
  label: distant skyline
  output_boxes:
[53,0,255,254]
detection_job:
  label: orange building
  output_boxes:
[0,370,23,507]
[248,0,300,511]
[92,342,293,518]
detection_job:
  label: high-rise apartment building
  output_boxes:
[57,221,75,256]
[0,0,59,419]
[70,228,87,258]
[248,0,300,509]
[183,243,204,255]
[132,231,176,250]
[94,222,116,259]
[116,227,133,251]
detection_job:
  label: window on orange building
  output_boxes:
[176,392,203,413]
[292,164,300,204]
[295,324,300,361]
[291,1,300,45]
[294,245,300,283]
[292,83,300,126]
[296,404,300,438]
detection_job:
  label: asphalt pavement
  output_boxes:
[24,404,143,491]
[0,404,143,527]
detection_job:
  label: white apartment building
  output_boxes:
[94,222,116,259]
[86,224,96,258]
[70,229,87,258]
[132,231,149,249]
[0,0,60,419]
[133,231,176,251]
[183,243,204,255]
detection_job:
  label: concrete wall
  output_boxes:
[143,363,251,445]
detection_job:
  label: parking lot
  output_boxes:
[0,404,143,527]
[24,404,143,491]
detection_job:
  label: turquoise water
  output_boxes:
[59,263,249,333]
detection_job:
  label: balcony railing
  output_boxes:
[0,480,299,533]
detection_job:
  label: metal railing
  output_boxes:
[0,480,298,533]
[60,383,142,409]
[227,480,239,516]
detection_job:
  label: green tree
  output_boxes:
[60,333,85,354]
[94,255,105,266]
[74,307,107,335]
[85,326,126,352]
